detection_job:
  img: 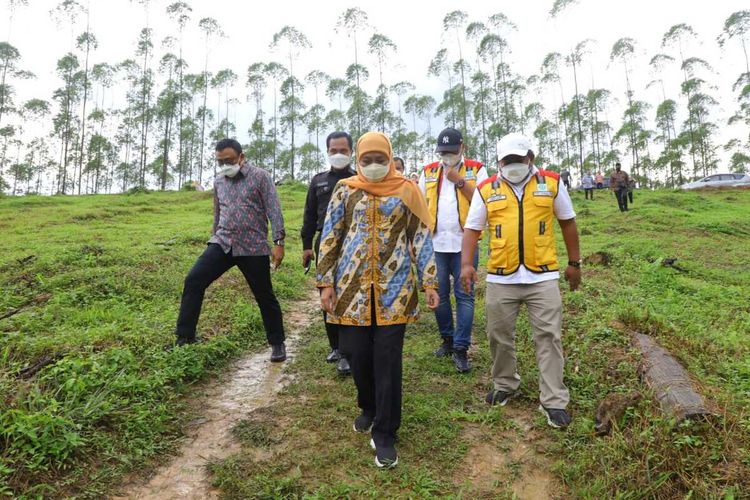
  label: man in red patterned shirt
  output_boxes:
[173,139,287,362]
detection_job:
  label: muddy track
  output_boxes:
[113,288,319,500]
[454,403,560,499]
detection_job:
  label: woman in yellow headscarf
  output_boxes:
[317,131,439,468]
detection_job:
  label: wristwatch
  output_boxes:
[274,239,285,247]
[568,260,581,268]
[455,178,466,189]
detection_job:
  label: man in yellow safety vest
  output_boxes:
[419,127,488,373]
[460,132,581,428]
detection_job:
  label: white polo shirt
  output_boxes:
[418,159,489,253]
[464,167,576,285]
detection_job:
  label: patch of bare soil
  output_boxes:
[112,289,319,500]
[454,404,560,499]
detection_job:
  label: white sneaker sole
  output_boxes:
[538,405,567,428]
[371,439,398,468]
[353,422,373,433]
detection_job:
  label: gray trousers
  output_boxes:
[485,279,570,409]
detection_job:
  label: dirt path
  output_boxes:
[454,400,560,499]
[113,289,319,500]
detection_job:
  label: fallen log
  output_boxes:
[633,333,711,421]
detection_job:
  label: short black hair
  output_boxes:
[215,138,242,156]
[615,162,621,167]
[326,131,353,150]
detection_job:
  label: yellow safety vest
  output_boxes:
[423,159,484,233]
[478,171,561,275]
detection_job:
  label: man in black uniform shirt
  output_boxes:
[301,131,356,376]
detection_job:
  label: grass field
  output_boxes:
[1,185,749,498]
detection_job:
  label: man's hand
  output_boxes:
[565,265,581,291]
[460,264,478,294]
[271,244,284,269]
[320,286,336,314]
[302,249,314,268]
[424,288,439,310]
[445,166,462,184]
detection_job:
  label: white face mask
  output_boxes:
[360,163,389,182]
[218,164,241,178]
[501,162,531,184]
[441,153,461,168]
[328,153,351,170]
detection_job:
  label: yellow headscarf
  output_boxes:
[341,132,432,227]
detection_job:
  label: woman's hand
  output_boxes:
[424,288,439,310]
[320,287,337,314]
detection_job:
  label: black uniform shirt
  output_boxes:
[301,166,356,250]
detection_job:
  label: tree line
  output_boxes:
[0,0,749,195]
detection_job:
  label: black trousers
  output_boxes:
[176,243,285,345]
[615,187,629,211]
[315,233,339,350]
[584,188,594,200]
[339,310,406,447]
[628,189,634,204]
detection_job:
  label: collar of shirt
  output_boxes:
[329,166,355,178]
[238,162,251,178]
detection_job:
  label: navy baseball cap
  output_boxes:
[436,127,463,153]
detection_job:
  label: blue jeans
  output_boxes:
[434,251,478,350]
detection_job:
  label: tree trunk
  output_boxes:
[633,333,711,421]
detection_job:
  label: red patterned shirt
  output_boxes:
[209,163,285,256]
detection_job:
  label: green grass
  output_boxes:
[209,187,750,498]
[2,186,749,497]
[0,185,310,497]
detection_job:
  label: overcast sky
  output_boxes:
[4,0,750,173]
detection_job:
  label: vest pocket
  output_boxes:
[487,199,508,211]
[488,238,508,270]
[533,235,557,266]
[532,195,554,207]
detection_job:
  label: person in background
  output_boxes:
[609,162,630,212]
[301,131,356,376]
[628,177,635,205]
[582,171,595,200]
[419,127,488,373]
[317,131,439,468]
[560,169,571,190]
[174,139,287,362]
[595,172,604,189]
[409,173,419,184]
[394,157,406,175]
[460,132,581,429]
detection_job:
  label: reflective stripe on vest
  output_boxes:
[480,174,559,275]
[423,160,482,233]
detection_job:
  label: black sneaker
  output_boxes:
[336,356,351,376]
[270,343,286,362]
[353,414,374,433]
[539,405,572,429]
[434,337,454,357]
[370,439,398,468]
[326,349,341,363]
[166,336,203,351]
[485,389,512,406]
[452,348,471,373]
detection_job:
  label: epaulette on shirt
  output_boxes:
[478,174,498,190]
[538,169,560,181]
[424,159,484,171]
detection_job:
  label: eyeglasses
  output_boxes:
[217,158,239,166]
